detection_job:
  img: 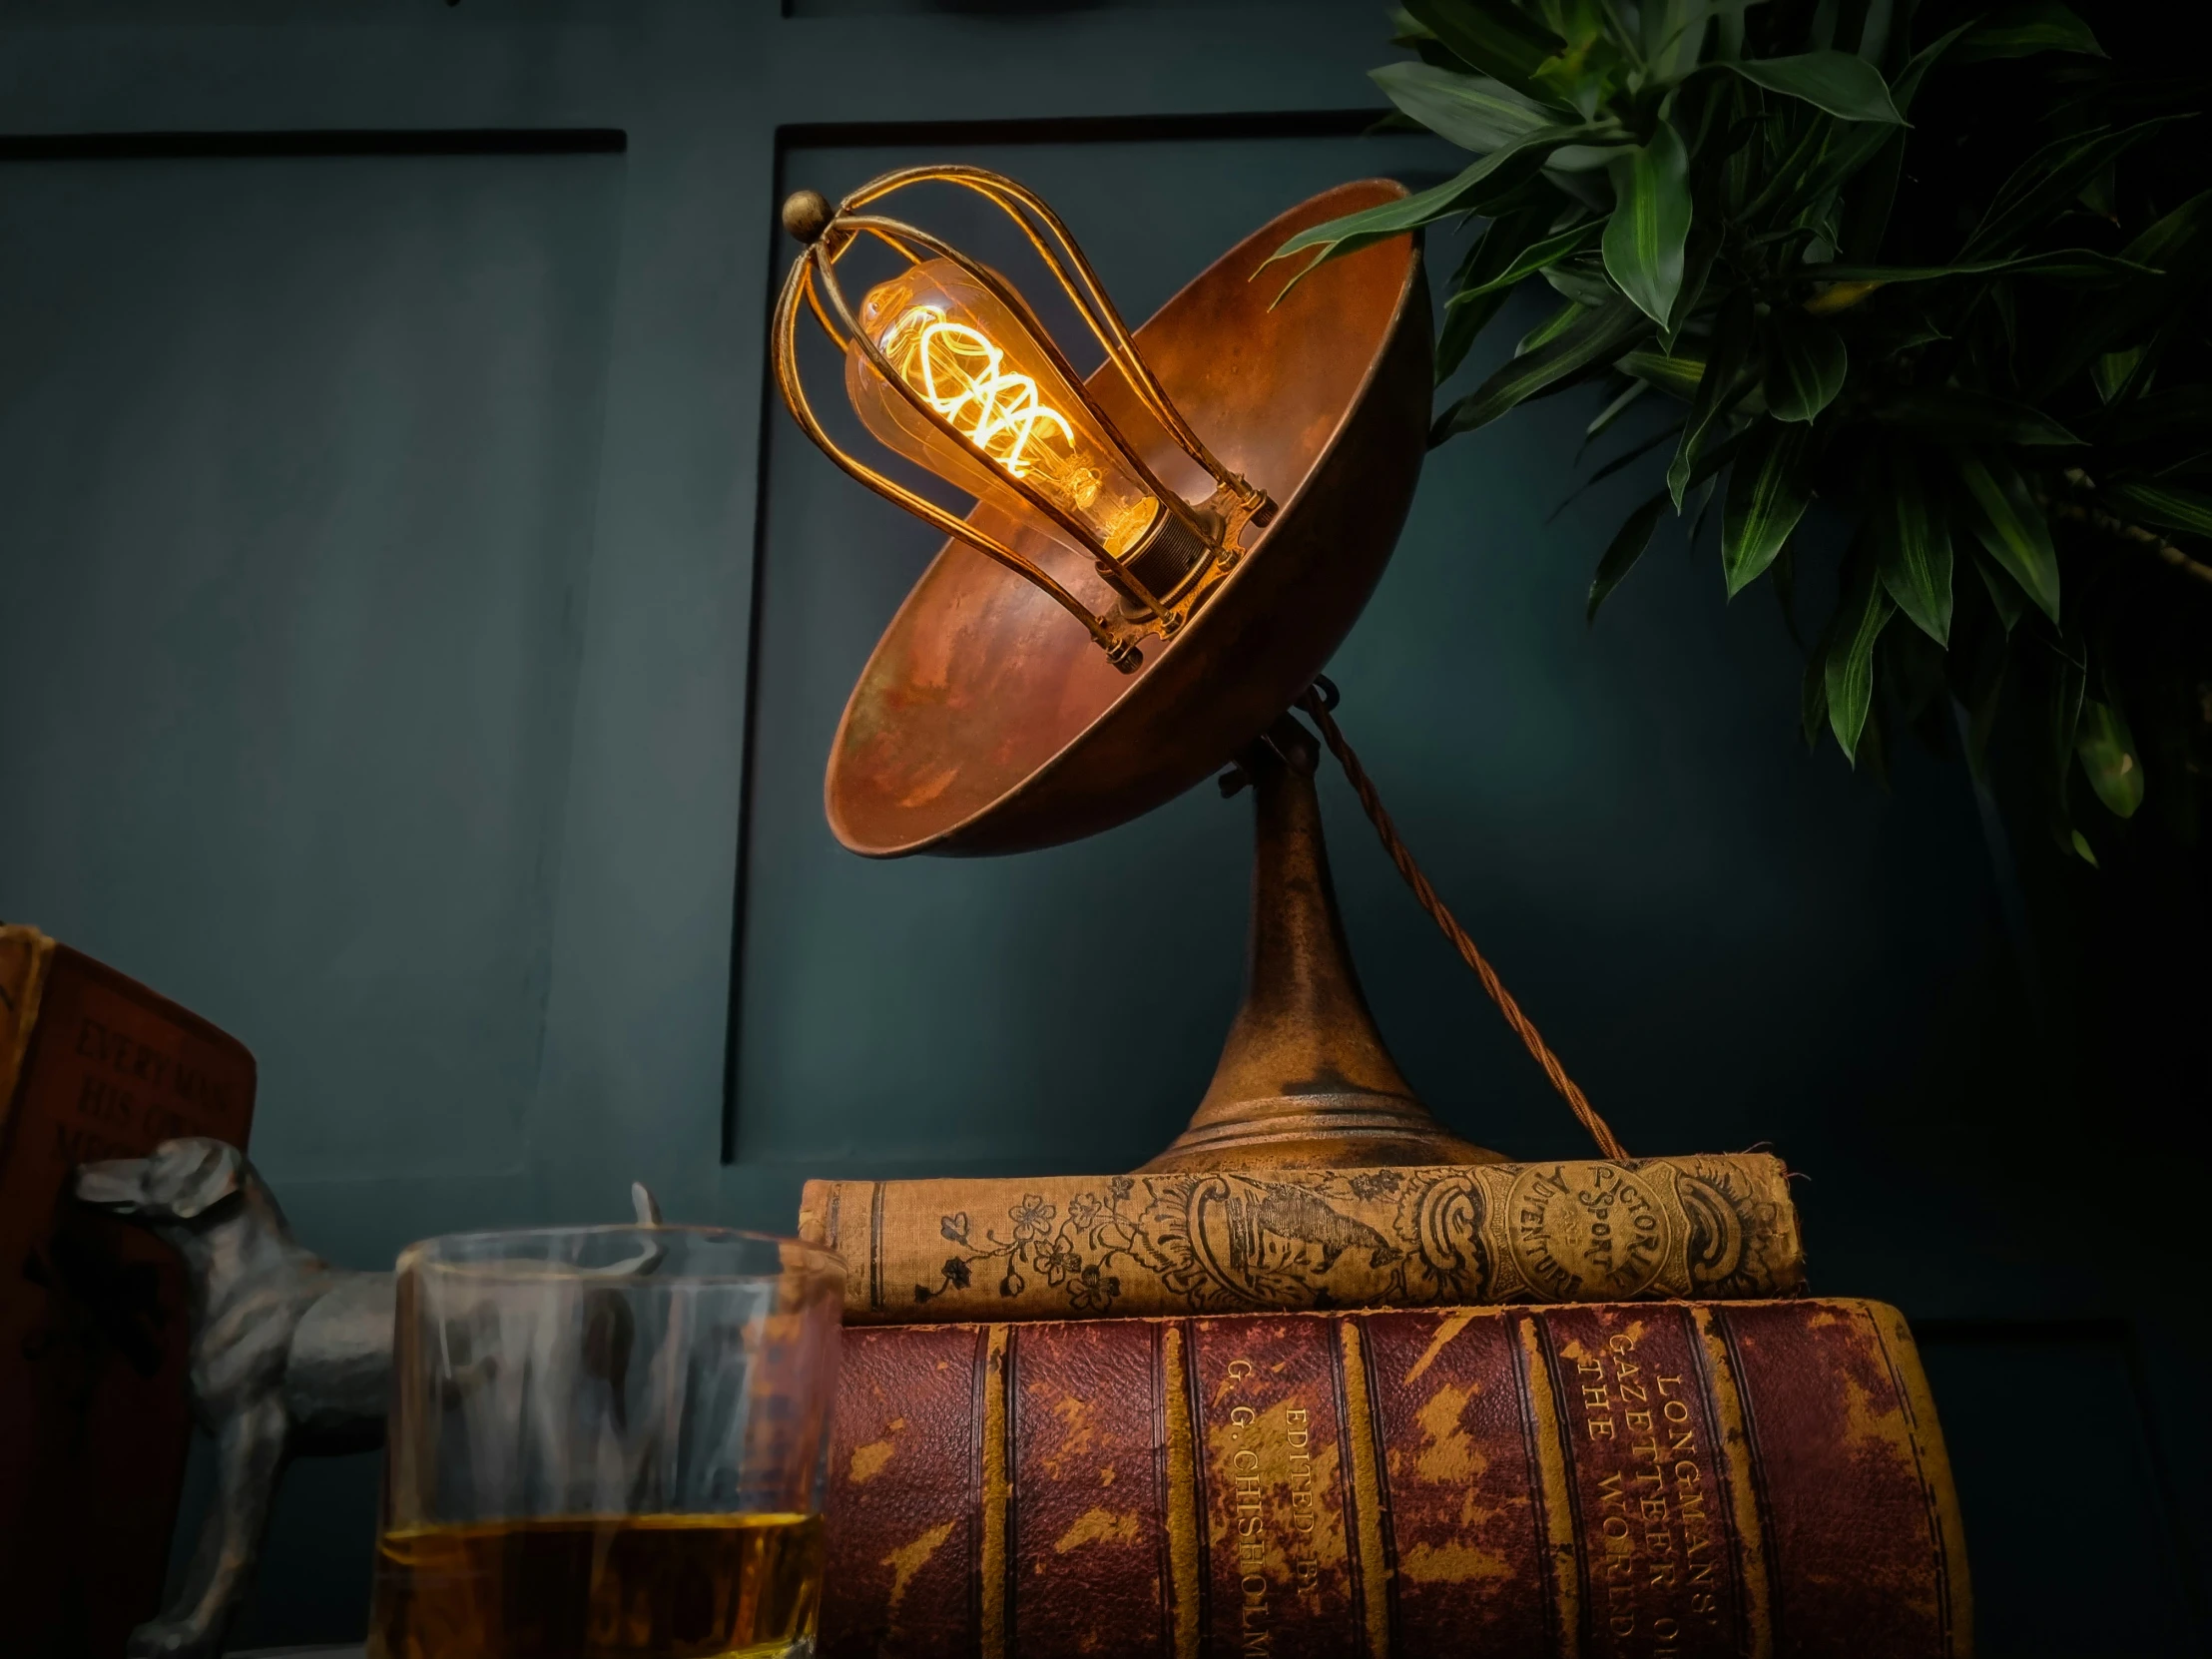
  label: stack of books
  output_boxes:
[800,1155,1970,1658]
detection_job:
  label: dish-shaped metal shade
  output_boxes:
[826,180,1428,857]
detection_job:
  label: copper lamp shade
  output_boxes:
[825,180,1430,859]
[778,174,1502,1169]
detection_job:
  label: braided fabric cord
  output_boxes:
[1298,690,1630,1163]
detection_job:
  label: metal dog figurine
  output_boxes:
[74,1137,394,1659]
[72,1142,671,1658]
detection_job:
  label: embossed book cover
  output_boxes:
[802,1154,1804,1324]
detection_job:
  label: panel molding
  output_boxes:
[0,128,624,159]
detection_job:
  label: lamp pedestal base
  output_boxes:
[1138,714,1504,1173]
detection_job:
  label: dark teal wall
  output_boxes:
[0,3,2201,1652]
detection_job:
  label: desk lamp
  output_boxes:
[772,168,1625,1172]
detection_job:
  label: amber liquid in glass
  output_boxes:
[368,1512,825,1659]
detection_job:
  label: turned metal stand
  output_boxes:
[1141,712,1504,1172]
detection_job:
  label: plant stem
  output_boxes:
[2039,494,2212,588]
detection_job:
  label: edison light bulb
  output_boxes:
[846,258,1162,560]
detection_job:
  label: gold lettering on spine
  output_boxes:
[981,1323,1011,1659]
[1518,1315,1582,1659]
[1336,1320,1391,1659]
[1163,1323,1203,1659]
[1689,1308,1771,1659]
[1870,1306,1972,1657]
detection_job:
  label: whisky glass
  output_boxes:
[368,1226,842,1659]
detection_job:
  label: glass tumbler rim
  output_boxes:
[396,1223,844,1287]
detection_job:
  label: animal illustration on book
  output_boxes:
[896,1156,1798,1320]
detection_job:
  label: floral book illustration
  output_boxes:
[799,1154,1803,1324]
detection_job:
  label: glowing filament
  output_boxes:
[880,305,1104,512]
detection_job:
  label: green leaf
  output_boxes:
[1730,51,1905,124]
[1826,554,1897,762]
[1803,640,1831,750]
[1963,119,2184,262]
[1740,115,1838,222]
[1668,292,1755,508]
[1686,473,1719,550]
[1435,208,1550,382]
[1603,121,1693,324]
[1616,347,1705,399]
[1838,129,1907,263]
[1585,419,1685,486]
[1875,387,2081,446]
[1263,124,1608,288]
[1436,283,1515,383]
[1640,0,1712,82]
[2027,203,2212,397]
[1686,425,1747,499]
[2105,479,2212,539]
[1391,5,1437,43]
[1798,250,2157,287]
[1890,22,1977,117]
[1765,28,1974,229]
[2091,346,2146,404]
[1450,219,1605,302]
[1406,0,1571,104]
[1973,547,2026,634]
[1533,26,1637,116]
[1766,310,1848,423]
[1721,419,1813,595]
[2122,189,2212,271]
[1963,640,2007,780]
[1957,452,2061,622]
[1516,297,1585,355]
[1541,257,1621,306]
[2095,385,2212,449]
[1770,22,1969,242]
[1587,489,1671,622]
[1842,312,1948,357]
[1872,452,1953,645]
[1584,378,1647,439]
[1433,297,1652,442]
[1952,1,2104,63]
[1664,221,1723,349]
[2075,698,2144,819]
[1371,62,1555,152]
[2069,829,2099,865]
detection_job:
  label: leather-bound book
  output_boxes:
[800,1155,1804,1325]
[0,924,259,1659]
[824,1298,1967,1659]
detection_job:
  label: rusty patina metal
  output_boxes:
[1141,715,1503,1171]
[824,179,1431,858]
[817,180,1491,1167]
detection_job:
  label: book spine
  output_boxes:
[822,1298,1968,1659]
[0,924,57,1140]
[801,1155,1805,1325]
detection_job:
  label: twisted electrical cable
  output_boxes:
[1297,681,1630,1162]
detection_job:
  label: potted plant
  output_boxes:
[1276,0,2212,862]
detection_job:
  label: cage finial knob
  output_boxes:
[782,189,832,245]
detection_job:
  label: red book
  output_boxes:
[0,925,258,1658]
[825,1298,1968,1658]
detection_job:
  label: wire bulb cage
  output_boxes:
[772,166,1277,674]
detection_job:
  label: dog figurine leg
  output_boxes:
[128,1395,288,1659]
